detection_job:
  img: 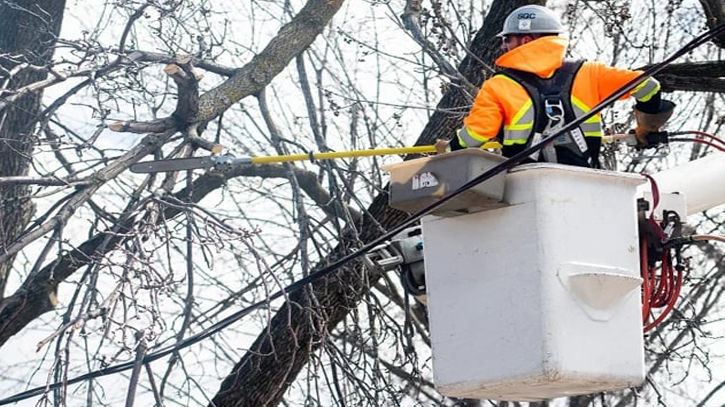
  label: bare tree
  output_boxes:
[0,0,724,406]
[0,0,67,299]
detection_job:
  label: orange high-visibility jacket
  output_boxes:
[458,36,660,148]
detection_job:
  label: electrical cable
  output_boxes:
[669,137,725,153]
[4,20,725,407]
[667,234,725,245]
[669,130,725,147]
[640,175,686,332]
[604,131,725,152]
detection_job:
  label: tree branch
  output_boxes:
[698,0,725,48]
[164,55,201,122]
[194,0,344,122]
[0,130,174,265]
[0,160,357,346]
[658,74,725,93]
[208,1,538,406]
[640,61,725,93]
[0,176,91,186]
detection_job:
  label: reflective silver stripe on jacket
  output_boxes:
[502,99,534,145]
[571,96,603,137]
[502,97,602,145]
[457,126,490,148]
[631,77,661,102]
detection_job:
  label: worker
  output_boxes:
[449,4,675,168]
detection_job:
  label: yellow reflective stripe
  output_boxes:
[458,126,491,148]
[570,95,589,111]
[583,131,602,137]
[632,78,660,102]
[509,99,532,126]
[505,123,534,131]
[465,127,492,143]
[570,96,601,124]
[503,139,527,146]
[499,74,534,131]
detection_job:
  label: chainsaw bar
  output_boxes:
[130,156,215,174]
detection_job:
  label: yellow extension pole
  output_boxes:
[129,142,506,173]
[249,145,439,164]
[247,142,502,164]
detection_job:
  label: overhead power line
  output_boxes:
[3,19,725,407]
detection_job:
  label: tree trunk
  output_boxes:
[0,0,67,299]
[209,1,544,406]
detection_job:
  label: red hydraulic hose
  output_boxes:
[651,251,672,308]
[670,130,725,147]
[644,257,683,332]
[641,238,651,322]
[669,137,725,153]
[640,174,686,331]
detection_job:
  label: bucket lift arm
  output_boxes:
[364,226,427,300]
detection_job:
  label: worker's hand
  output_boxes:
[434,139,450,155]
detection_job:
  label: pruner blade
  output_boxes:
[130,156,215,174]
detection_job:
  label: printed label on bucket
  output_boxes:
[412,172,439,190]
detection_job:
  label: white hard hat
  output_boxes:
[497,5,565,37]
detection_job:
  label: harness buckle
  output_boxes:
[544,98,565,122]
[540,98,566,162]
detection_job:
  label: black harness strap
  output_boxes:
[498,60,600,167]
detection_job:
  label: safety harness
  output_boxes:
[499,59,600,167]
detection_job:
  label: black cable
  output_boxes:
[3,20,725,407]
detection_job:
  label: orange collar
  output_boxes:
[495,36,569,78]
